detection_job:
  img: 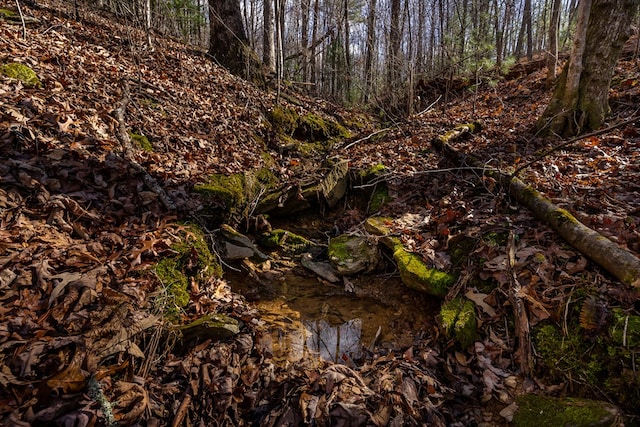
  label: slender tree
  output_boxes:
[545,0,562,87]
[263,0,276,71]
[363,0,377,101]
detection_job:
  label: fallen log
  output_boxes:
[431,127,640,288]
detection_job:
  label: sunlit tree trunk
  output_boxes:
[545,0,561,87]
[534,0,640,137]
[263,0,275,71]
[310,0,319,93]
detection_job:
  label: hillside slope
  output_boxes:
[2,1,640,426]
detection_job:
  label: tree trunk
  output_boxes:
[301,0,310,82]
[363,0,377,102]
[208,0,261,80]
[535,0,640,137]
[388,0,402,89]
[263,0,275,71]
[545,0,561,88]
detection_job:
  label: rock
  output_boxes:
[365,217,456,296]
[393,248,456,297]
[219,224,269,261]
[320,160,349,208]
[257,228,316,254]
[300,253,340,283]
[328,234,380,275]
[513,395,622,427]
[179,314,241,341]
[439,297,477,348]
[364,217,402,249]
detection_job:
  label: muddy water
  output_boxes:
[229,270,440,365]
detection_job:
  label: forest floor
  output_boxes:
[1,1,640,426]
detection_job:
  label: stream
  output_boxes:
[228,268,440,365]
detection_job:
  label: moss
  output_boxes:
[269,105,299,135]
[369,186,390,212]
[257,229,315,254]
[154,223,222,310]
[393,248,456,297]
[1,62,41,88]
[129,131,153,152]
[610,308,640,347]
[194,173,245,210]
[513,395,620,427]
[534,324,606,385]
[0,8,17,18]
[440,297,477,348]
[448,235,478,267]
[328,234,380,274]
[482,231,508,247]
[155,257,190,308]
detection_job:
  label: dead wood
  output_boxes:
[507,229,533,377]
[431,127,640,288]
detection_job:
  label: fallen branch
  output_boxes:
[507,229,533,377]
[514,113,640,177]
[113,79,176,211]
[432,127,640,288]
[342,126,395,150]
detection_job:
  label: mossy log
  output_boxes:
[431,128,640,288]
[507,178,640,287]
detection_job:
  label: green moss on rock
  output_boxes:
[257,229,315,254]
[369,186,391,212]
[194,173,245,211]
[328,234,380,275]
[1,62,41,88]
[440,297,477,347]
[513,395,621,427]
[155,257,190,307]
[129,131,153,152]
[155,223,222,309]
[394,248,456,297]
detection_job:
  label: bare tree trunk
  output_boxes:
[388,0,401,88]
[310,0,319,93]
[363,0,377,102]
[343,0,351,102]
[545,0,561,87]
[524,0,533,59]
[263,0,275,71]
[301,0,310,82]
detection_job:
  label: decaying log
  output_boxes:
[431,126,640,288]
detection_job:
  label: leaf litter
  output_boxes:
[1,1,640,425]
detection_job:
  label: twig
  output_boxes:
[15,0,27,39]
[415,95,442,117]
[343,126,395,150]
[171,390,192,427]
[512,113,640,177]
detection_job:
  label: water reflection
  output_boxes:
[228,271,438,365]
[270,317,362,363]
